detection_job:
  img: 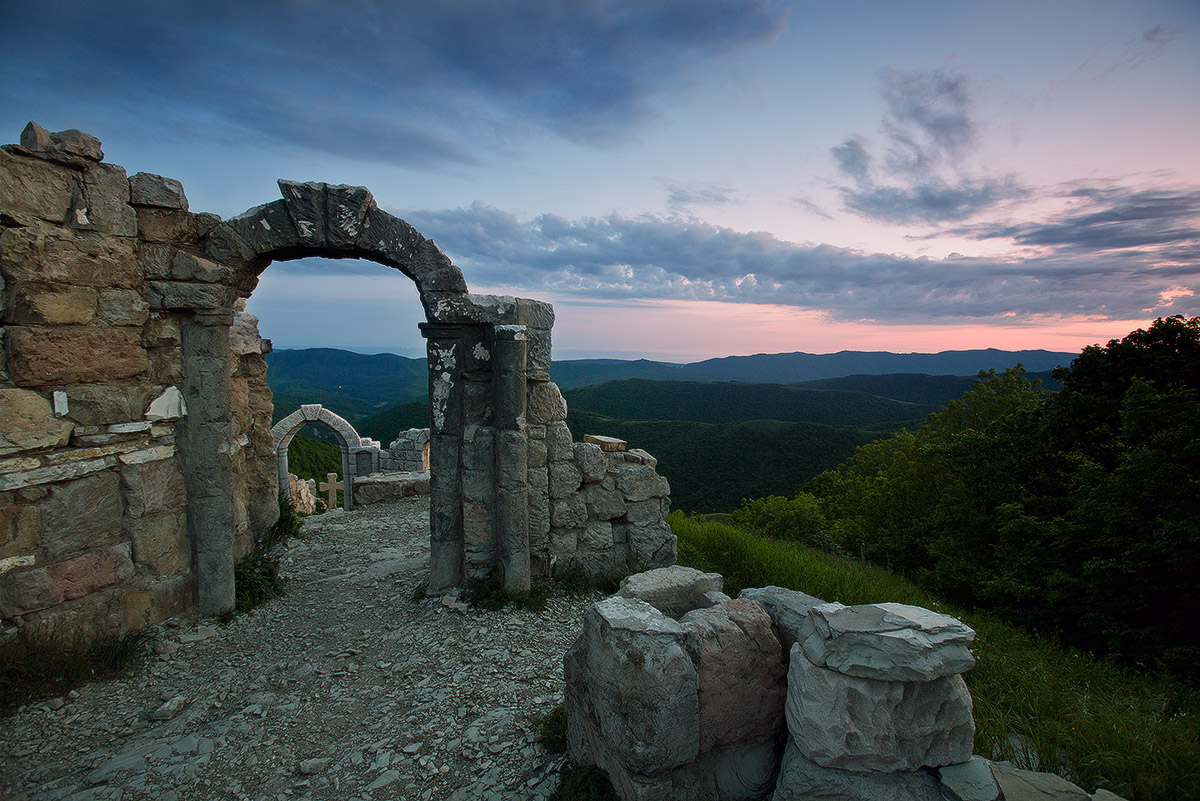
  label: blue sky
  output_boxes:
[4,1,1198,360]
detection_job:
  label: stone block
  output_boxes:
[580,520,613,551]
[936,756,1001,801]
[551,495,588,529]
[128,172,188,209]
[146,280,229,311]
[773,738,947,801]
[97,288,149,326]
[624,498,665,526]
[679,598,786,752]
[798,601,976,682]
[169,251,230,283]
[528,381,568,424]
[128,511,189,575]
[988,761,1094,801]
[61,384,152,427]
[614,463,671,502]
[0,225,140,288]
[628,523,677,569]
[9,283,97,324]
[565,596,700,775]
[785,642,975,772]
[584,434,627,452]
[142,312,181,347]
[0,148,80,223]
[527,437,547,469]
[546,422,573,462]
[583,480,627,520]
[46,543,134,602]
[21,122,103,162]
[0,566,55,617]
[120,457,185,519]
[737,585,826,655]
[525,328,553,374]
[619,566,724,619]
[145,386,186,421]
[7,326,146,386]
[549,461,583,498]
[81,162,136,236]
[0,388,74,457]
[37,471,125,560]
[136,207,220,245]
[573,442,609,483]
[150,574,192,622]
[353,473,431,505]
[549,526,578,558]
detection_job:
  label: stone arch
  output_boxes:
[167,179,555,615]
[270,404,376,511]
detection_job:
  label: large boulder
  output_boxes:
[737,585,825,654]
[773,738,947,801]
[798,601,976,682]
[618,566,723,618]
[679,598,786,752]
[786,642,975,772]
[565,596,700,775]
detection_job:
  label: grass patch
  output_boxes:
[234,493,304,614]
[463,568,550,612]
[552,765,617,801]
[670,511,1200,801]
[530,703,568,754]
[0,626,154,715]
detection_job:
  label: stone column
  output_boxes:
[179,308,237,616]
[420,322,465,592]
[493,325,530,594]
[275,447,290,497]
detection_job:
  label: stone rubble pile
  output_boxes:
[565,566,1128,801]
[286,472,317,515]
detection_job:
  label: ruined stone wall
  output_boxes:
[0,124,277,640]
[566,567,1123,801]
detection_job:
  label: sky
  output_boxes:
[3,0,1199,361]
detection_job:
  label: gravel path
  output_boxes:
[1,497,596,801]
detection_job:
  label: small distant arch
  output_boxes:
[270,404,378,510]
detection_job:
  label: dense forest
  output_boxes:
[733,316,1200,679]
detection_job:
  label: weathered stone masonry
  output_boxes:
[1,122,675,642]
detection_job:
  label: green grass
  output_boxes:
[531,703,568,754]
[0,626,154,715]
[462,568,550,612]
[669,511,1200,801]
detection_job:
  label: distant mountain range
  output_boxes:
[267,346,1075,419]
[266,346,1073,511]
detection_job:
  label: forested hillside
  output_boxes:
[563,379,935,429]
[733,316,1200,679]
[566,409,875,512]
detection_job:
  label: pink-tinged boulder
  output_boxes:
[786,641,975,772]
[46,543,134,602]
[680,598,786,752]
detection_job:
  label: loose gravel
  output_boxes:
[0,497,598,801]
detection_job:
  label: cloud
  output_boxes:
[832,67,1022,225]
[1,0,789,168]
[351,201,1200,324]
[664,181,738,213]
[950,184,1200,255]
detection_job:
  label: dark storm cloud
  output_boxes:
[2,0,789,167]
[361,202,1199,323]
[832,67,1024,225]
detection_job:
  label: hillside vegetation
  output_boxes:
[734,316,1200,680]
[562,379,934,429]
[566,409,875,512]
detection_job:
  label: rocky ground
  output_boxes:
[0,497,598,801]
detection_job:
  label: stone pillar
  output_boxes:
[179,309,236,616]
[494,325,530,594]
[275,448,289,497]
[420,322,465,592]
